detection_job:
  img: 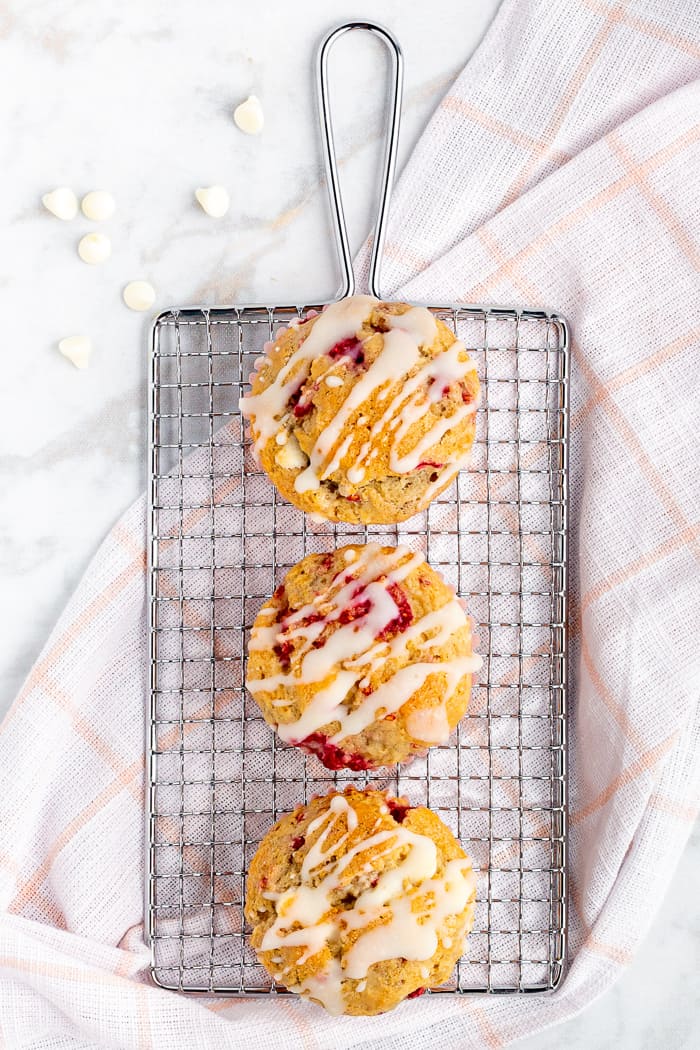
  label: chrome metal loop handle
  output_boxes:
[317,21,403,299]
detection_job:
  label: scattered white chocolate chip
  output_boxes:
[357,415,369,425]
[275,433,308,470]
[123,280,156,312]
[346,466,365,484]
[234,94,264,135]
[195,185,230,218]
[58,335,92,369]
[325,374,343,388]
[420,967,430,981]
[443,938,452,949]
[81,190,116,221]
[343,549,357,563]
[275,431,289,446]
[356,981,367,993]
[78,232,111,264]
[42,187,78,221]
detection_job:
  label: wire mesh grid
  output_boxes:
[147,303,569,997]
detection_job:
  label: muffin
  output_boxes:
[239,295,480,524]
[245,786,477,1015]
[245,543,481,769]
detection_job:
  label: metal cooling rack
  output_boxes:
[146,21,569,999]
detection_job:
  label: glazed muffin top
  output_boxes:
[245,786,477,1015]
[240,295,480,524]
[245,543,481,769]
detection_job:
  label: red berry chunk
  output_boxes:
[386,798,411,824]
[407,987,426,999]
[377,584,413,641]
[273,639,294,670]
[338,599,372,625]
[328,337,365,365]
[298,732,372,772]
[290,836,305,851]
[416,460,443,469]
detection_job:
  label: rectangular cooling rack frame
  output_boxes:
[146,301,569,998]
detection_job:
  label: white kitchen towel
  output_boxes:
[2,0,700,1047]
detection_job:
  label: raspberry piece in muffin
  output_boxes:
[244,786,477,1015]
[239,295,480,524]
[245,543,481,769]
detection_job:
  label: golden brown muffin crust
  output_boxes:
[240,296,480,524]
[245,544,481,770]
[245,786,477,1015]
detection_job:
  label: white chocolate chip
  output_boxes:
[420,967,430,981]
[123,280,156,312]
[234,94,264,135]
[356,981,366,993]
[343,549,357,563]
[443,938,452,949]
[347,466,365,484]
[78,232,111,264]
[275,431,288,446]
[81,190,116,221]
[58,335,92,369]
[357,415,368,425]
[274,433,308,470]
[42,187,78,221]
[195,185,230,218]
[325,375,343,388]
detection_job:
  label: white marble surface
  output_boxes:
[1,1,697,1046]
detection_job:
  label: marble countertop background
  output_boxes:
[1,1,697,1046]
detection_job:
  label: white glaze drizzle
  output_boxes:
[240,295,378,447]
[266,795,476,1016]
[246,544,482,746]
[353,338,478,478]
[405,704,452,744]
[239,294,478,492]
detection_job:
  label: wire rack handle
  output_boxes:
[317,21,403,299]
